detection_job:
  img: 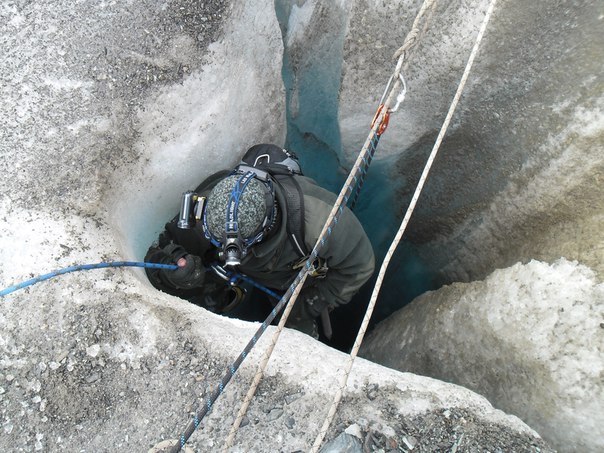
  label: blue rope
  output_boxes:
[228,271,282,300]
[348,132,381,211]
[0,261,178,297]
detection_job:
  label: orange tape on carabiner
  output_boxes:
[371,104,391,136]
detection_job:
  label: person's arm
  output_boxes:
[301,192,375,316]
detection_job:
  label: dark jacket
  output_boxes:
[146,171,375,315]
[241,175,375,307]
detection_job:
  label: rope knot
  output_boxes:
[393,30,419,60]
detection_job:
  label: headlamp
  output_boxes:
[222,237,244,267]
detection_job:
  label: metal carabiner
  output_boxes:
[377,71,407,112]
[390,73,407,113]
[371,104,391,136]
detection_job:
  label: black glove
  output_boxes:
[286,298,319,339]
[299,286,331,318]
[160,244,205,290]
[198,281,246,313]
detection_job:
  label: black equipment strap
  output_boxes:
[274,174,308,258]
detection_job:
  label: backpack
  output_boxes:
[236,144,309,258]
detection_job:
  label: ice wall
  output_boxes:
[343,1,604,451]
[274,0,603,337]
[361,259,604,452]
[274,0,603,451]
[0,1,553,452]
[338,0,604,285]
[107,3,286,260]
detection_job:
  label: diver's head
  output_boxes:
[203,172,276,267]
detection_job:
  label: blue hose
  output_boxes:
[0,261,178,297]
[225,270,282,300]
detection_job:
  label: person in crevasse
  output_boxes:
[144,144,374,339]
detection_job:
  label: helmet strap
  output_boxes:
[222,172,256,266]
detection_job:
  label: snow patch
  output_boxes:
[43,78,93,91]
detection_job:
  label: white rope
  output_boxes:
[309,0,499,451]
[223,57,410,453]
[393,0,438,73]
[222,5,442,450]
[223,2,443,448]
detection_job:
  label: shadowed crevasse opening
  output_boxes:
[143,2,440,352]
[148,2,443,352]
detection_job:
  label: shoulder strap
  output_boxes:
[236,143,308,257]
[237,144,308,257]
[274,174,308,258]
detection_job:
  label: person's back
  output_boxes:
[145,144,375,338]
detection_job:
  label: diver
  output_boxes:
[144,144,375,339]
